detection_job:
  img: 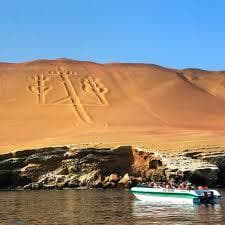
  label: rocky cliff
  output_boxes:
[0,59,224,189]
[0,145,224,190]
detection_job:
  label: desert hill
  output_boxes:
[0,59,224,153]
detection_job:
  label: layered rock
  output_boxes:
[158,152,219,186]
[0,146,135,189]
[0,145,224,189]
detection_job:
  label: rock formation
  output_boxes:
[0,145,224,190]
[0,59,224,189]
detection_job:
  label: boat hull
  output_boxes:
[133,192,196,204]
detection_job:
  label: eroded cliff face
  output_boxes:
[0,146,224,189]
[131,148,165,181]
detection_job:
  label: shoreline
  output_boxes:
[0,145,225,190]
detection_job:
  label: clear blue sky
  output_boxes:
[1,0,225,70]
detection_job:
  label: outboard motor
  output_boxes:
[200,191,214,204]
[206,191,214,204]
[200,192,208,204]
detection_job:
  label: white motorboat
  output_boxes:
[131,186,221,204]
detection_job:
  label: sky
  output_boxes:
[1,0,225,70]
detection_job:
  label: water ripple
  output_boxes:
[0,189,225,225]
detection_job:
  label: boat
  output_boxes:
[131,186,221,204]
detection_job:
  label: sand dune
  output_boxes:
[0,59,224,153]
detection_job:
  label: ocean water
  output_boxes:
[0,189,225,225]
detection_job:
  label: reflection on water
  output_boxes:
[0,189,225,225]
[0,189,133,225]
[132,200,224,225]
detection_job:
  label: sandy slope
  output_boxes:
[0,59,224,153]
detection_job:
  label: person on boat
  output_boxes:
[148,182,154,188]
[207,191,214,203]
[198,186,204,190]
[200,191,214,204]
[186,182,194,190]
[170,181,177,189]
[165,183,172,189]
[178,182,187,190]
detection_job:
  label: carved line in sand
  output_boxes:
[28,74,52,104]
[49,66,92,124]
[28,67,110,125]
[60,72,92,124]
[80,76,109,106]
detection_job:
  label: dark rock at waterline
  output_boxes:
[0,158,25,170]
[0,145,224,189]
[24,182,42,190]
[0,170,11,188]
